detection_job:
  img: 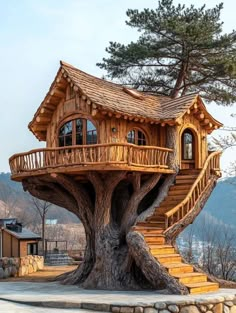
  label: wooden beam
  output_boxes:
[31,125,47,131]
[44,101,57,111]
[195,112,205,120]
[175,117,183,126]
[50,89,65,98]
[40,107,54,114]
[36,116,51,123]
[91,109,98,117]
[202,118,210,125]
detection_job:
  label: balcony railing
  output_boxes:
[9,143,173,176]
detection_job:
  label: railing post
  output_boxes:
[128,146,132,165]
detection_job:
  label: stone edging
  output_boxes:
[0,294,236,313]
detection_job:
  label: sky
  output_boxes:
[0,0,235,173]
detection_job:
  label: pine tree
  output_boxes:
[97,0,236,105]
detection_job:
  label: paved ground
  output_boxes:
[0,281,235,309]
[0,299,103,313]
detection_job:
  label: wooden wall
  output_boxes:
[2,230,39,257]
[46,90,164,148]
[177,113,208,169]
[20,240,38,257]
[45,87,208,169]
[2,231,19,257]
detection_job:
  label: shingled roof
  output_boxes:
[29,61,222,140]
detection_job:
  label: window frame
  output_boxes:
[182,129,194,160]
[127,128,147,146]
[58,117,97,147]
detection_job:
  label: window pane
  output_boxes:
[76,119,83,132]
[65,135,72,146]
[87,120,96,131]
[76,133,83,145]
[127,129,146,145]
[59,125,65,136]
[127,130,135,144]
[138,131,146,145]
[58,136,64,147]
[64,121,72,135]
[86,120,97,144]
[183,132,193,159]
[87,130,97,144]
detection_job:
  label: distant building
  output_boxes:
[45,219,58,225]
[0,218,41,258]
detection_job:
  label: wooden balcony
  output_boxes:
[9,143,174,181]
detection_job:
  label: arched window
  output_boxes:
[182,129,194,160]
[127,129,146,145]
[59,118,97,147]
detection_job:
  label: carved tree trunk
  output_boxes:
[166,125,179,172]
[22,171,166,290]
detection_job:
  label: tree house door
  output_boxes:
[181,129,196,169]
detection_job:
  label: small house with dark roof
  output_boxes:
[9,61,223,294]
[0,219,41,258]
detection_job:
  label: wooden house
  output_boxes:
[9,61,222,294]
[0,218,41,258]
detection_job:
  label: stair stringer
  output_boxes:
[164,175,218,244]
[126,230,189,295]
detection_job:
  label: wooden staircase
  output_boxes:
[133,152,221,294]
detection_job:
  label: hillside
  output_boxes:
[0,172,80,224]
[0,173,235,227]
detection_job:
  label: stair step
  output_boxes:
[144,235,165,244]
[174,273,207,284]
[179,170,200,175]
[175,179,196,185]
[138,221,165,226]
[155,254,182,263]
[163,263,193,275]
[169,185,192,190]
[160,201,179,207]
[150,246,175,255]
[168,190,189,196]
[186,282,219,294]
[176,175,198,180]
[165,195,186,201]
[133,226,164,233]
[145,218,166,223]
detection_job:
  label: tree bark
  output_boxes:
[126,231,189,294]
[166,125,179,172]
[22,171,189,292]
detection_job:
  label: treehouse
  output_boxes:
[9,61,222,294]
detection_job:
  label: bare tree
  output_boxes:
[179,215,236,281]
[31,197,52,257]
[0,183,18,217]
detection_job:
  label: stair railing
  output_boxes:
[164,151,221,229]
